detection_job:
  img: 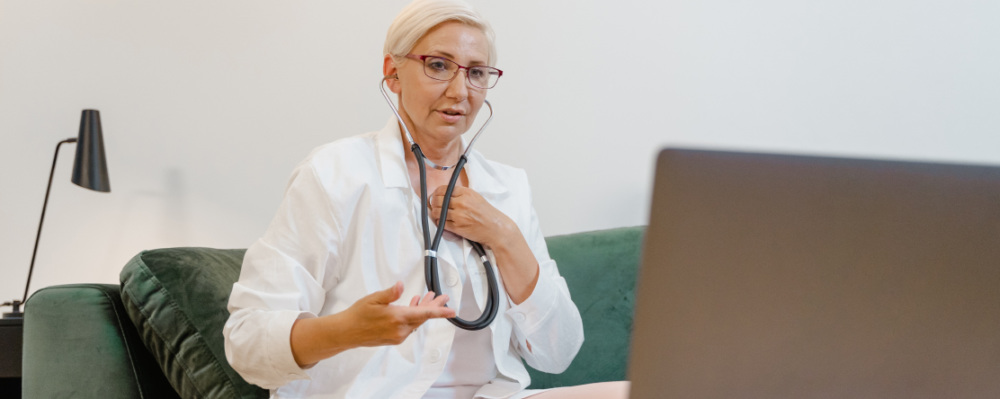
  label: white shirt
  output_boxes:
[223,119,584,399]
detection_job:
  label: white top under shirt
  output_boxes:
[423,232,499,399]
[223,118,584,399]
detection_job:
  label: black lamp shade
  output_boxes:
[72,109,111,192]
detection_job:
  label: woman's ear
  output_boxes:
[383,55,401,94]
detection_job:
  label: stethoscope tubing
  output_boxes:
[381,76,500,330]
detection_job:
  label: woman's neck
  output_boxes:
[402,134,469,196]
[399,125,463,168]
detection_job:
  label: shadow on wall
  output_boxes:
[101,167,189,266]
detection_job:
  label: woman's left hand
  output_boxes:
[428,185,514,248]
[428,184,540,304]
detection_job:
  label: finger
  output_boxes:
[409,295,420,307]
[418,291,436,305]
[427,293,451,307]
[429,307,457,319]
[368,281,404,305]
[404,305,456,322]
[403,293,455,323]
[430,185,448,198]
[432,196,454,213]
[430,192,445,209]
[443,185,464,196]
[429,197,446,217]
[432,186,470,207]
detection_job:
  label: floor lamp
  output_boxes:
[2,109,111,319]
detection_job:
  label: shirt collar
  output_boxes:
[463,146,508,198]
[375,118,409,189]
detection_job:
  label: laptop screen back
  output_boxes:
[628,149,1000,398]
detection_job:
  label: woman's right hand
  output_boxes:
[290,282,455,367]
[343,281,456,346]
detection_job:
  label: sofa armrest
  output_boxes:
[22,284,179,399]
[527,226,645,388]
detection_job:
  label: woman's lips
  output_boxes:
[437,110,464,123]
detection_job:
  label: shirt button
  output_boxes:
[429,348,443,363]
[513,313,527,322]
[447,272,459,287]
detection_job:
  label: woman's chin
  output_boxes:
[422,123,470,141]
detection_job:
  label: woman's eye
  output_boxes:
[427,59,448,71]
[469,68,486,79]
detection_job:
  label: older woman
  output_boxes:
[224,1,628,398]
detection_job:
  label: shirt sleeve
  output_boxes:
[504,177,584,374]
[223,160,342,388]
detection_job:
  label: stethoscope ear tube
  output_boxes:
[380,76,494,169]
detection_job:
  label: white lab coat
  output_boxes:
[224,119,584,399]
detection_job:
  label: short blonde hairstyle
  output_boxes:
[384,0,497,66]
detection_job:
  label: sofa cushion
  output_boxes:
[528,225,645,388]
[119,248,267,399]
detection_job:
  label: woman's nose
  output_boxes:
[444,69,470,100]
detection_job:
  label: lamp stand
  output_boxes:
[1,301,22,319]
[2,138,77,319]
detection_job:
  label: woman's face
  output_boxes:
[386,21,490,147]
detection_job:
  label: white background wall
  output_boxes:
[2,0,998,305]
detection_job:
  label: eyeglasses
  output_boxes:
[405,54,503,89]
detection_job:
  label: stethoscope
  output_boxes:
[380,75,499,331]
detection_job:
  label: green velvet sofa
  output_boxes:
[22,226,643,398]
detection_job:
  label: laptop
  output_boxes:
[628,148,1000,398]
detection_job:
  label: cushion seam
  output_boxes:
[99,287,151,399]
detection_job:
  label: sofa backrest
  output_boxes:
[24,226,644,398]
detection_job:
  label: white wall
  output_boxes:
[2,0,998,304]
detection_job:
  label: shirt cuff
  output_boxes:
[505,261,560,337]
[266,309,317,381]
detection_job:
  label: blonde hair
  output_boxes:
[383,0,497,66]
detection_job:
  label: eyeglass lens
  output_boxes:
[422,56,501,89]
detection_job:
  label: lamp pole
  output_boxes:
[24,138,79,303]
[2,138,78,319]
